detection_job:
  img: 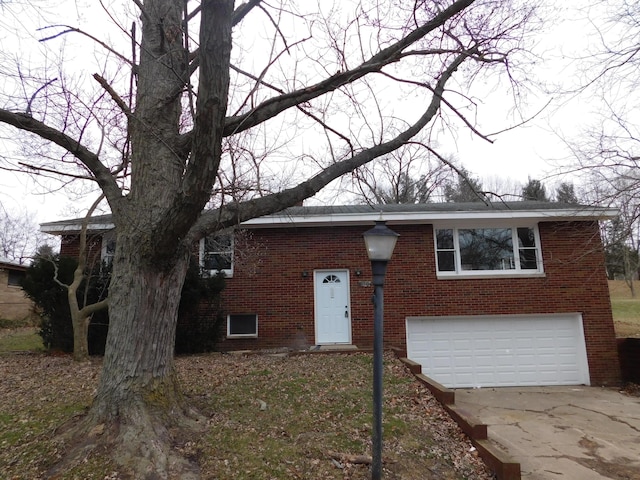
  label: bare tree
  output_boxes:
[585,171,640,295]
[350,140,452,204]
[0,0,539,476]
[50,195,109,361]
[0,205,47,264]
[564,0,640,294]
[481,175,523,201]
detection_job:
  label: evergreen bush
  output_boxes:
[175,262,226,354]
[22,255,110,354]
[22,255,225,355]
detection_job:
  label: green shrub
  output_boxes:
[21,255,110,354]
[21,255,225,355]
[175,262,226,355]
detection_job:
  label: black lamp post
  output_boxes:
[363,219,399,480]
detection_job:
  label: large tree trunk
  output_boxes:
[90,236,195,476]
[49,234,200,478]
[49,1,234,476]
[94,240,188,417]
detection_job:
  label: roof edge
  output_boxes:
[40,203,618,234]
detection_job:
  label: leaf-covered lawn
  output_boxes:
[0,352,491,479]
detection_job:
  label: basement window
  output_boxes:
[227,314,258,338]
[7,269,25,287]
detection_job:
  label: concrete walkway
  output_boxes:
[455,386,640,480]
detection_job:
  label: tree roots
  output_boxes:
[46,400,206,479]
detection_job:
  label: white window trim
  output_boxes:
[227,314,258,338]
[434,223,545,279]
[101,231,116,265]
[199,235,234,277]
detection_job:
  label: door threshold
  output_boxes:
[312,344,358,351]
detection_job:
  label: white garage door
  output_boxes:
[406,314,590,388]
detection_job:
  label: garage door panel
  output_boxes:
[406,314,590,388]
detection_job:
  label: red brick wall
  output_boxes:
[220,221,620,385]
[60,233,104,262]
[57,220,621,385]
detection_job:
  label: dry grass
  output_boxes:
[609,280,640,337]
[0,327,44,353]
[0,352,491,479]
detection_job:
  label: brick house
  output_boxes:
[41,202,621,388]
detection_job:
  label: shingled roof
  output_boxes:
[40,201,617,234]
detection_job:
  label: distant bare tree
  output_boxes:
[0,205,48,264]
[481,175,523,201]
[564,0,640,293]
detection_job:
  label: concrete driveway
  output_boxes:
[455,386,640,480]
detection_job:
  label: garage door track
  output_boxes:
[456,386,640,480]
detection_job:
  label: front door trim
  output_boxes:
[314,269,352,344]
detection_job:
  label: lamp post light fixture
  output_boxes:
[363,219,399,480]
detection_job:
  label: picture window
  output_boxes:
[435,225,542,277]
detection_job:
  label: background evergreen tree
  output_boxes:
[443,169,486,202]
[555,182,579,203]
[521,177,550,201]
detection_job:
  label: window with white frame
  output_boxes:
[199,233,233,276]
[227,314,258,338]
[435,225,542,276]
[101,231,116,265]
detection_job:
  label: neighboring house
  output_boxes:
[0,258,35,323]
[41,202,621,388]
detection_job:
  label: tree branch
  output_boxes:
[175,0,474,154]
[188,50,471,240]
[38,25,132,66]
[17,162,94,181]
[0,109,123,204]
[93,74,132,116]
[221,0,474,137]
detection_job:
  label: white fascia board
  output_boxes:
[40,222,115,235]
[39,206,618,233]
[241,207,618,228]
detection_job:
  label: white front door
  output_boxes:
[315,270,351,344]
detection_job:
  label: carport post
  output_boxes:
[363,220,398,480]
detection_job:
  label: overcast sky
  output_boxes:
[0,0,619,222]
